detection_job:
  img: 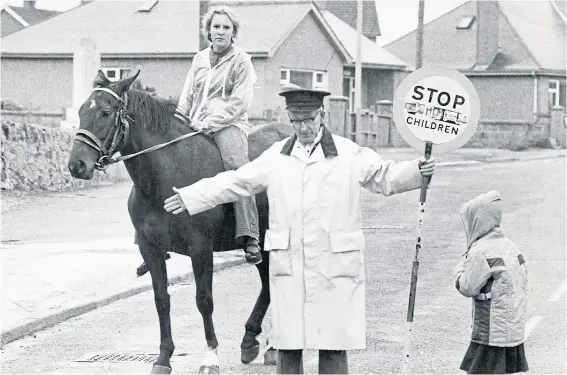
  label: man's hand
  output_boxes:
[417,157,435,177]
[164,187,187,215]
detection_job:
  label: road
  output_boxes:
[1,158,565,374]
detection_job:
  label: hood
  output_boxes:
[460,190,503,249]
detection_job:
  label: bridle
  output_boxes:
[74,87,133,171]
[73,87,203,171]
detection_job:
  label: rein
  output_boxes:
[73,87,203,171]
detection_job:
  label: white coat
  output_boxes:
[176,127,424,350]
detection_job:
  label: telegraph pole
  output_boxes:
[199,0,209,51]
[354,0,363,143]
[416,0,425,69]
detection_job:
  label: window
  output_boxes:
[102,68,133,82]
[457,15,475,29]
[137,0,158,12]
[549,79,566,108]
[280,69,328,90]
[342,77,356,112]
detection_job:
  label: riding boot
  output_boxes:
[277,349,304,374]
[243,236,262,265]
[136,253,171,277]
[318,350,348,374]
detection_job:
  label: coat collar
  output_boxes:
[280,126,338,158]
[202,45,239,68]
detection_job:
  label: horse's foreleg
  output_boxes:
[140,239,175,374]
[191,243,219,374]
[241,250,272,364]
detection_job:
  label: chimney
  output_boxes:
[23,0,36,8]
[476,0,500,68]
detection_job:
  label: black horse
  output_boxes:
[68,70,292,374]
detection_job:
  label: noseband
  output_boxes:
[74,87,132,171]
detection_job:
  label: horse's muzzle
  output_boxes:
[68,158,94,180]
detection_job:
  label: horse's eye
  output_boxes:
[102,111,111,117]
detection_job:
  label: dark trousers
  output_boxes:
[277,349,348,374]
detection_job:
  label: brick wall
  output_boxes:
[1,121,129,191]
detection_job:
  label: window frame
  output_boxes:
[102,68,133,82]
[280,68,328,91]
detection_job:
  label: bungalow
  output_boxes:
[321,9,410,112]
[384,0,566,147]
[1,0,411,125]
[1,0,59,37]
[1,0,349,119]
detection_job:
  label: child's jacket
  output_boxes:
[453,190,528,347]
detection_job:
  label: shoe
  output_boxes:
[244,239,262,265]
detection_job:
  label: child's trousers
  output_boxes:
[277,349,348,374]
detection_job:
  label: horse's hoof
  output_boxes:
[150,364,172,374]
[240,344,260,364]
[198,365,219,374]
[264,347,277,366]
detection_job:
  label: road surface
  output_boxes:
[2,158,565,374]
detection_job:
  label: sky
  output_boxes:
[0,0,469,46]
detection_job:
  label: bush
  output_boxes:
[132,80,157,96]
[1,100,25,111]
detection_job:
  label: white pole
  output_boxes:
[402,4,426,373]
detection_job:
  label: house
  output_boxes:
[1,0,412,124]
[315,0,380,42]
[384,0,566,147]
[321,9,410,112]
[1,0,349,119]
[1,1,59,37]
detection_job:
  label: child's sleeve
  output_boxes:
[453,253,491,298]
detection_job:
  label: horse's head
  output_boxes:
[68,69,140,179]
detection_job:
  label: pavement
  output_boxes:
[1,146,565,347]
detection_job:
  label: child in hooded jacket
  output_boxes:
[453,190,529,374]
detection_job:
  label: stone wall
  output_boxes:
[1,121,130,191]
[464,116,552,149]
[1,110,64,129]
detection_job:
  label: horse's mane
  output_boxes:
[126,89,188,133]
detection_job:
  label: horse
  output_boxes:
[68,70,292,374]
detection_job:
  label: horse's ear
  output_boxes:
[93,70,111,88]
[117,70,141,94]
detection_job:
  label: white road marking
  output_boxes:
[525,315,544,338]
[548,278,567,302]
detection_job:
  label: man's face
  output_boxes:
[288,108,322,145]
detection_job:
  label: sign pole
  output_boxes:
[401,140,432,375]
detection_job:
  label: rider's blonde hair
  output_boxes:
[201,6,241,43]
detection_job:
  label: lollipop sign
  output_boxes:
[393,66,481,153]
[395,67,481,374]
